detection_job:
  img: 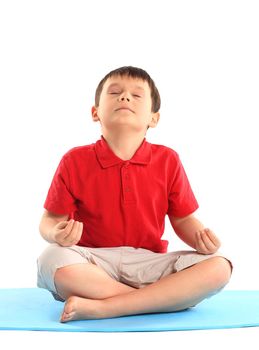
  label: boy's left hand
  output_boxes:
[195,228,221,255]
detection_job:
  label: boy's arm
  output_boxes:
[169,214,221,254]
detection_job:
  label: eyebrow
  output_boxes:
[107,83,145,91]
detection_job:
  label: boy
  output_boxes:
[37,66,232,323]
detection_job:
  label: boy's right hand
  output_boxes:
[51,219,83,247]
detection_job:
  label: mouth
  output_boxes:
[115,107,134,113]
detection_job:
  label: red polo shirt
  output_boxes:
[44,135,198,253]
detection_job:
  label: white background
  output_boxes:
[0,1,259,346]
[0,0,258,290]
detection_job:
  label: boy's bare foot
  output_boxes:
[60,296,104,322]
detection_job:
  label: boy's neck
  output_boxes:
[102,131,146,161]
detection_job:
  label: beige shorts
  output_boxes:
[37,244,232,302]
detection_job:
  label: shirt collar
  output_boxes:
[94,135,152,168]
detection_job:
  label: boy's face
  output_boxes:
[92,76,160,134]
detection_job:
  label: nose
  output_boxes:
[118,92,130,102]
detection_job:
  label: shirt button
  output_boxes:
[125,187,131,192]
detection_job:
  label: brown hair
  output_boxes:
[95,66,161,113]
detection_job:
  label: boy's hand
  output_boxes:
[51,219,83,247]
[195,228,221,255]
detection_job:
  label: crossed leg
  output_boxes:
[54,262,136,301]
[54,256,232,322]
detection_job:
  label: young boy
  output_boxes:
[37,66,232,323]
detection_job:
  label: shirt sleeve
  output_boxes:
[44,155,77,215]
[167,152,199,218]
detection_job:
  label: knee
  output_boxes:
[208,256,232,289]
[54,264,88,286]
[54,265,74,285]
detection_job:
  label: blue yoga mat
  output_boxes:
[0,288,258,332]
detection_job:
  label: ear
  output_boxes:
[91,106,100,122]
[148,112,160,128]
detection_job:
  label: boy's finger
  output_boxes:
[200,231,217,251]
[56,221,69,229]
[205,229,221,247]
[63,219,75,237]
[73,222,83,244]
[66,221,81,243]
[196,231,209,253]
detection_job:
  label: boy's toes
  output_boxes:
[59,296,77,323]
[60,310,75,323]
